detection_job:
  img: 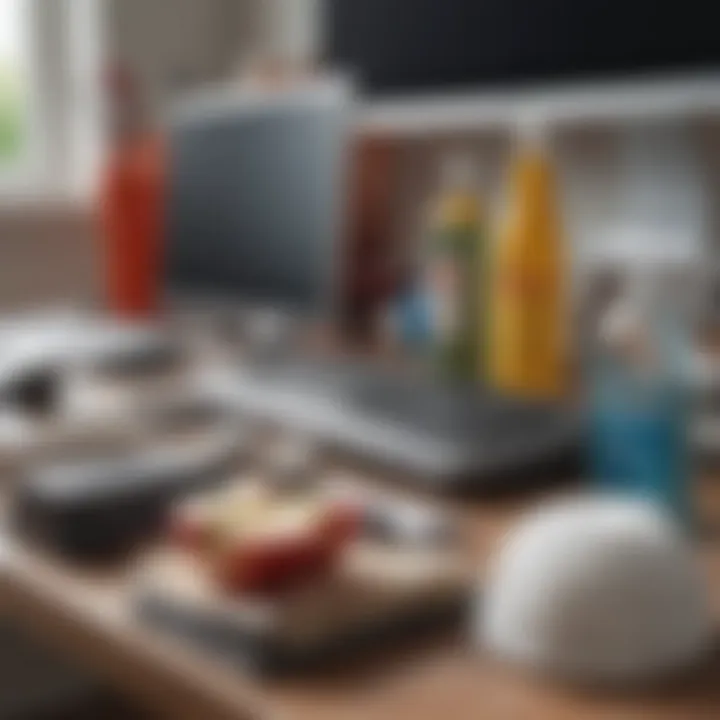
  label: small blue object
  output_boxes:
[590,372,690,524]
[589,290,692,526]
[393,282,432,353]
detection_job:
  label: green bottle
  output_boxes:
[424,155,486,383]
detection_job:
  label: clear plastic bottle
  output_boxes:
[589,271,692,525]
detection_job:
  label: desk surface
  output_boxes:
[2,469,720,720]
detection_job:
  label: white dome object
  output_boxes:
[480,497,713,685]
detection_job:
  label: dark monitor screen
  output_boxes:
[164,85,351,316]
[326,0,720,96]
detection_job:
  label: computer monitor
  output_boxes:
[163,84,582,491]
[164,80,353,319]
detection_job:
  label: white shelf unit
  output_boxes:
[358,73,720,136]
[356,73,720,316]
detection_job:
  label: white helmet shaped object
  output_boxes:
[480,496,713,685]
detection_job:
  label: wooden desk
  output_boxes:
[2,471,720,720]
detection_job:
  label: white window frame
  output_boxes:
[1,0,105,205]
[0,0,37,190]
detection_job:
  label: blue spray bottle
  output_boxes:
[589,270,692,526]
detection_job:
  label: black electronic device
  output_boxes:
[0,363,61,415]
[165,81,351,317]
[14,431,243,561]
[326,0,719,96]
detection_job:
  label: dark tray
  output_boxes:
[136,588,470,677]
[13,433,244,562]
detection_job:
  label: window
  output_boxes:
[0,0,30,169]
[0,0,105,199]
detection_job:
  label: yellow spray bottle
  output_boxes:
[488,122,568,398]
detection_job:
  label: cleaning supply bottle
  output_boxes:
[589,271,692,526]
[424,154,486,382]
[489,122,567,398]
[100,63,165,319]
[389,274,433,356]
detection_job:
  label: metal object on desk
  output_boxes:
[264,433,321,492]
[363,499,457,548]
[201,361,583,493]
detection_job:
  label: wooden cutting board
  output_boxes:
[133,539,474,676]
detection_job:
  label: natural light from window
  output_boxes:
[0,0,28,168]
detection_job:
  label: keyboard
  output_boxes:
[215,357,581,489]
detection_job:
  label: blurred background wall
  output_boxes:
[0,0,719,312]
